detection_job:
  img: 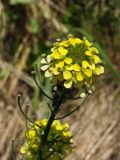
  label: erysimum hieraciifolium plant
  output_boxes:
[20,119,73,160]
[19,36,104,160]
[41,37,104,97]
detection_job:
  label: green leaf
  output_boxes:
[30,18,39,34]
[10,0,36,5]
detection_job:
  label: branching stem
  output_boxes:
[55,94,89,120]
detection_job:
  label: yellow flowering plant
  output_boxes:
[18,36,104,160]
[20,119,74,160]
[41,37,104,97]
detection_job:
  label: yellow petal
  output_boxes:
[73,63,81,71]
[64,80,72,88]
[75,38,82,44]
[63,123,69,129]
[83,38,92,47]
[51,51,61,59]
[41,119,48,126]
[70,139,74,143]
[63,131,71,137]
[93,66,104,75]
[27,130,36,138]
[76,73,84,81]
[34,121,41,129]
[59,41,68,47]
[20,146,27,154]
[58,47,68,56]
[84,69,92,77]
[65,65,73,71]
[64,57,73,64]
[52,120,61,126]
[63,71,72,80]
[56,61,64,68]
[56,125,63,131]
[52,68,60,75]
[93,55,101,64]
[68,37,76,46]
[90,47,99,54]
[82,61,89,69]
[88,63,95,70]
[85,50,92,56]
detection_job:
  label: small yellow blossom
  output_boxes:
[20,119,73,160]
[63,71,72,80]
[41,37,104,97]
[25,130,36,138]
[20,146,27,154]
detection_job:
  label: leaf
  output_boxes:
[30,18,39,33]
[10,0,36,5]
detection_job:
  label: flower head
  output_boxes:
[20,119,74,160]
[41,37,104,97]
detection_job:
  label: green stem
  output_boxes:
[38,88,65,160]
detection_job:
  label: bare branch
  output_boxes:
[17,94,34,124]
[17,94,42,129]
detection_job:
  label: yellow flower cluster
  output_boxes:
[41,37,104,97]
[20,119,74,160]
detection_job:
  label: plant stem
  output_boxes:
[38,88,65,160]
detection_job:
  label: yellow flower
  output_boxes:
[63,123,69,130]
[51,50,61,59]
[84,69,92,77]
[58,47,68,56]
[76,73,84,81]
[83,37,92,47]
[90,47,99,54]
[56,61,64,68]
[93,55,101,64]
[20,146,27,154]
[20,119,74,160]
[63,71,72,80]
[93,66,104,75]
[67,37,82,46]
[41,37,104,97]
[59,40,68,47]
[64,57,73,64]
[73,63,81,71]
[63,131,71,137]
[82,61,89,69]
[41,119,48,126]
[56,124,63,131]
[85,50,92,56]
[26,130,36,138]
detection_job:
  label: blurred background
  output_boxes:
[0,0,120,160]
